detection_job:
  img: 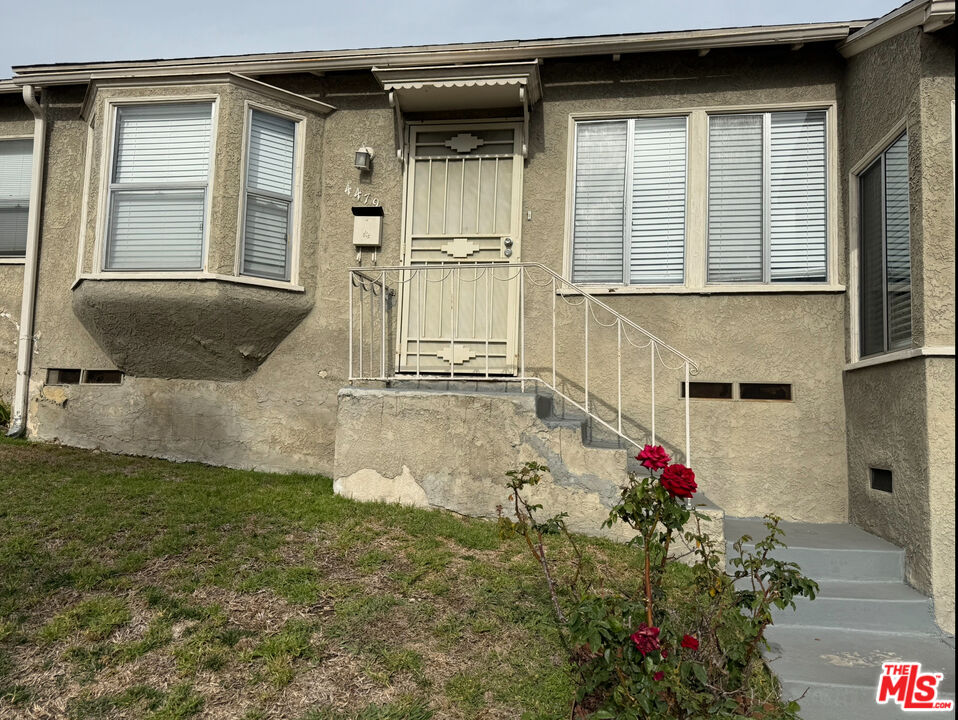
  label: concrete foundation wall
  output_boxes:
[333,386,725,553]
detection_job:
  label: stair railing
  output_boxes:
[348,263,699,464]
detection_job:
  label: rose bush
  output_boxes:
[498,445,819,719]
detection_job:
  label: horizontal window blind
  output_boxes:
[708,111,828,283]
[113,104,212,184]
[0,139,33,257]
[884,133,911,349]
[106,103,212,271]
[106,191,205,270]
[858,131,911,357]
[769,111,827,281]
[708,114,763,282]
[630,117,686,284]
[242,110,296,281]
[572,118,687,285]
[572,121,627,284]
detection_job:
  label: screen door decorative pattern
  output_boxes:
[398,125,522,374]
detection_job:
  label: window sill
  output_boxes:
[72,271,304,293]
[0,257,26,265]
[845,346,956,371]
[560,283,846,296]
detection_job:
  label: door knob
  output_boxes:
[503,237,513,247]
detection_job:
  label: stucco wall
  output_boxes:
[0,95,32,407]
[12,48,858,525]
[841,27,955,633]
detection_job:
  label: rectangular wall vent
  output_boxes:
[46,368,81,385]
[680,382,733,399]
[739,383,792,401]
[870,467,893,493]
[83,370,124,385]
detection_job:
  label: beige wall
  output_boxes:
[841,27,955,632]
[0,94,32,407]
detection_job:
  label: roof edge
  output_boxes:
[840,0,955,57]
[11,20,869,87]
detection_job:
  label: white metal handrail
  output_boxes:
[348,262,698,464]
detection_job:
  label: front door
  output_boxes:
[397,123,523,375]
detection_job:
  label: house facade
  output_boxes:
[0,2,954,633]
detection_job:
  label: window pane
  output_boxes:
[247,111,295,197]
[0,139,32,257]
[884,134,911,349]
[859,160,885,356]
[0,139,33,198]
[630,116,686,284]
[572,121,627,284]
[243,194,290,280]
[769,111,827,281]
[0,206,28,257]
[106,190,205,270]
[708,114,763,282]
[113,104,212,184]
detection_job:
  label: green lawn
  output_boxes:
[0,437,649,720]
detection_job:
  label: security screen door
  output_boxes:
[398,123,523,375]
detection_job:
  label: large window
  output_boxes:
[0,139,33,258]
[707,110,827,283]
[571,116,687,285]
[104,103,213,271]
[859,132,911,357]
[241,110,297,281]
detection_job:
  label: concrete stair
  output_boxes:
[725,517,956,720]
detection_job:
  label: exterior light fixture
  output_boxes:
[354,146,374,171]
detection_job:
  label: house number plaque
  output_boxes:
[344,183,381,208]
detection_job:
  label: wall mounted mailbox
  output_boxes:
[352,206,384,247]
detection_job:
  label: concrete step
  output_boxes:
[725,517,905,582]
[773,580,939,635]
[766,626,956,720]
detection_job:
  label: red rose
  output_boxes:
[660,464,697,499]
[661,648,669,659]
[653,671,664,681]
[630,623,661,655]
[681,634,699,651]
[636,444,671,471]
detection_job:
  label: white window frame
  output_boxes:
[234,100,306,286]
[0,133,34,265]
[93,95,220,277]
[847,118,915,366]
[563,102,841,295]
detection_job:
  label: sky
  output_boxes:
[3,0,900,78]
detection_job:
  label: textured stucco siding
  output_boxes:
[0,95,33,407]
[13,49,854,524]
[841,27,955,633]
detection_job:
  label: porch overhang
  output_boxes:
[372,61,542,159]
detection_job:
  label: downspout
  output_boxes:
[6,85,46,438]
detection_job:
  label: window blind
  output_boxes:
[105,103,212,271]
[572,118,687,285]
[769,111,827,281]
[0,139,33,257]
[572,121,628,284]
[858,132,911,357]
[242,110,296,281]
[630,117,686,284]
[883,133,911,349]
[708,111,827,283]
[707,114,763,282]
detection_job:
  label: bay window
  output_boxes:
[104,102,213,271]
[707,110,827,283]
[571,116,688,285]
[0,139,33,258]
[241,109,297,281]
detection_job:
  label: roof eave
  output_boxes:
[839,0,955,57]
[11,21,868,87]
